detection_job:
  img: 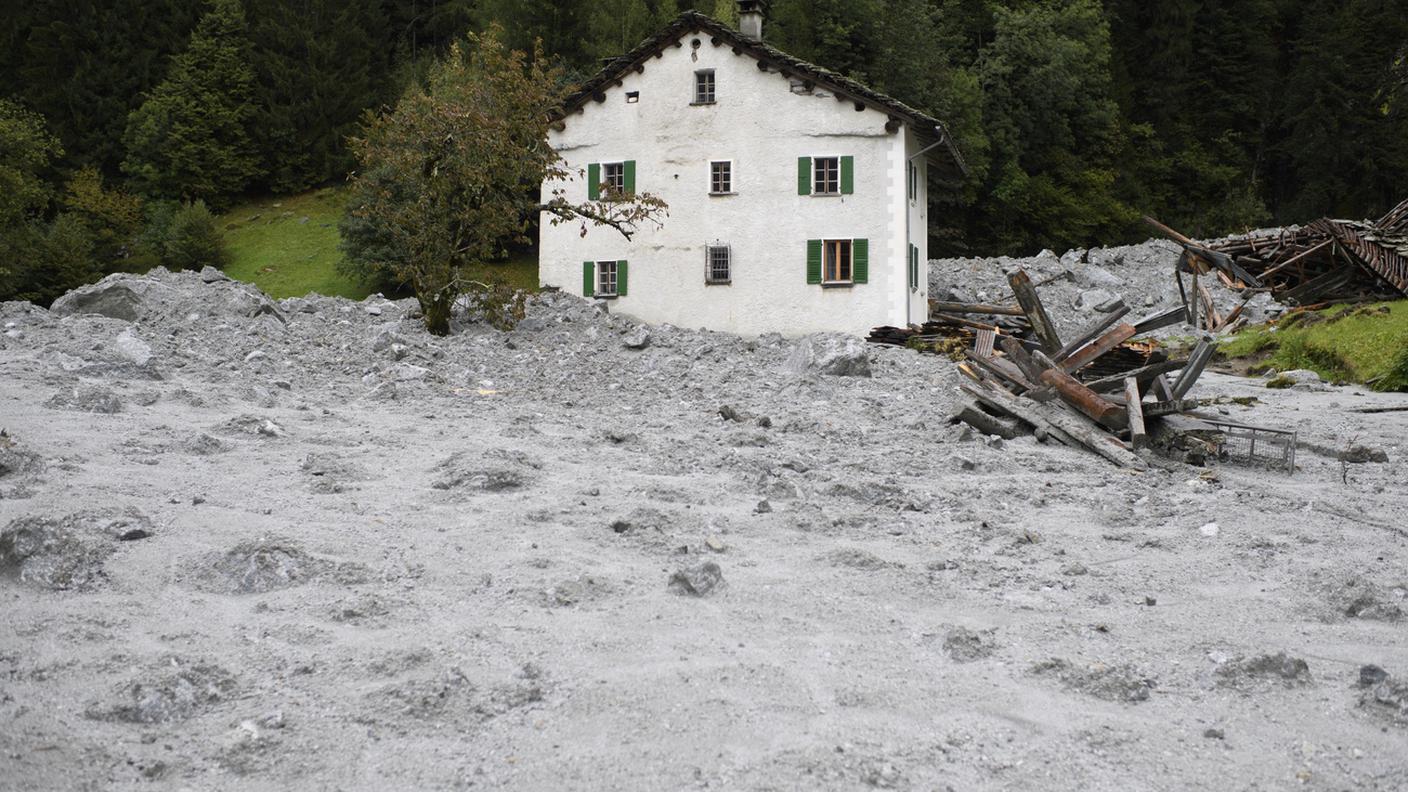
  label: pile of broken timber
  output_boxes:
[952,268,1210,470]
[869,303,1031,350]
[1145,196,1408,330]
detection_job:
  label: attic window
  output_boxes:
[693,69,716,104]
[626,91,639,103]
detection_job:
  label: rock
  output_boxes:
[50,276,165,321]
[784,334,873,377]
[0,510,152,590]
[1031,658,1155,703]
[86,660,237,724]
[46,385,123,414]
[194,537,354,594]
[754,499,772,514]
[1199,522,1220,537]
[114,329,153,366]
[1339,444,1390,464]
[705,535,726,553]
[1215,652,1311,689]
[719,404,746,422]
[943,627,997,663]
[1074,288,1120,311]
[1360,671,1408,726]
[667,561,722,597]
[622,327,651,349]
[431,449,538,493]
[198,266,229,283]
[1359,665,1390,688]
[1062,562,1089,576]
[1203,728,1225,740]
[955,456,977,471]
[1078,265,1124,289]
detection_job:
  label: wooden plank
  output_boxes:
[1007,269,1063,353]
[1130,305,1187,334]
[1197,280,1222,329]
[931,312,1000,332]
[928,300,1026,317]
[1142,398,1201,418]
[964,350,1033,392]
[1124,377,1147,450]
[1059,323,1138,373]
[962,383,1146,470]
[1039,366,1129,431]
[1259,238,1333,280]
[1084,358,1187,393]
[950,402,1024,439]
[1170,339,1213,398]
[1151,374,1176,402]
[974,328,995,358]
[1144,216,1196,247]
[1053,300,1130,362]
[960,382,1077,448]
[998,335,1047,384]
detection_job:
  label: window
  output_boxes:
[908,163,917,202]
[597,260,619,296]
[603,162,625,195]
[710,161,732,194]
[814,157,840,195]
[626,91,639,103]
[706,244,731,284]
[694,69,716,104]
[823,239,852,283]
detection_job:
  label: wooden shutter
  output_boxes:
[840,156,854,194]
[852,239,868,283]
[624,161,636,194]
[617,260,628,296]
[797,157,811,196]
[806,239,822,284]
[583,261,595,297]
[587,163,600,201]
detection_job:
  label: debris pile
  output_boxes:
[939,267,1294,471]
[1147,197,1408,331]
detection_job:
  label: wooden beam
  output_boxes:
[999,335,1047,385]
[1151,374,1176,402]
[951,402,1024,440]
[1007,269,1063,353]
[962,383,1146,469]
[1259,238,1333,280]
[1059,323,1137,373]
[1084,358,1187,393]
[1038,365,1129,431]
[1053,301,1130,362]
[929,300,1026,317]
[1170,339,1213,398]
[1144,216,1196,247]
[1125,377,1147,450]
[1131,306,1186,334]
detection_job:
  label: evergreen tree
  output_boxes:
[584,0,673,62]
[121,0,261,207]
[246,0,389,193]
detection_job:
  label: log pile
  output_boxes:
[948,268,1215,470]
[1146,196,1408,330]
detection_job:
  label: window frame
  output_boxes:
[709,160,734,195]
[813,156,841,196]
[693,69,716,105]
[705,243,732,285]
[822,239,853,285]
[602,162,626,197]
[596,260,619,297]
[908,162,917,203]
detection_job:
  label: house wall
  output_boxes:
[540,34,909,337]
[904,127,930,326]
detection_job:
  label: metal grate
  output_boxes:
[1203,419,1297,474]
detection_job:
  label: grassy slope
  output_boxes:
[220,187,540,301]
[1218,300,1408,390]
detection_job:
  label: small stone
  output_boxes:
[622,327,651,349]
[257,420,283,438]
[955,456,977,471]
[1203,728,1225,740]
[1359,665,1389,688]
[1062,563,1089,576]
[754,499,772,514]
[667,562,722,597]
[755,416,772,428]
[118,529,151,541]
[719,405,744,422]
[1199,522,1220,537]
[705,535,725,553]
[1144,596,1157,606]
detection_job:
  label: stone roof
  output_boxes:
[558,11,968,181]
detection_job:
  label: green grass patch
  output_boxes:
[220,188,369,300]
[219,187,539,302]
[1217,300,1408,391]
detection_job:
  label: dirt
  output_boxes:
[1,266,1407,789]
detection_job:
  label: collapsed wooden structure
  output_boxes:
[1146,196,1408,332]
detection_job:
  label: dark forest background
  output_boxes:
[3,0,1406,286]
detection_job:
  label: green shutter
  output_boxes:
[806,239,822,284]
[617,260,628,296]
[624,161,636,194]
[840,155,854,194]
[587,163,600,201]
[852,239,868,283]
[583,261,595,297]
[797,157,812,196]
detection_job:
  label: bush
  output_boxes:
[1373,345,1408,392]
[159,200,229,271]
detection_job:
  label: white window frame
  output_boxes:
[602,162,626,196]
[705,243,731,284]
[693,69,716,104]
[813,156,840,195]
[908,162,917,203]
[822,239,853,284]
[596,260,619,297]
[709,160,734,195]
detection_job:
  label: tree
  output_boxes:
[62,167,146,272]
[342,28,667,335]
[121,0,261,207]
[0,99,64,301]
[583,0,673,63]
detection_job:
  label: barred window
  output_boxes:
[706,245,731,284]
[813,156,840,194]
[710,161,732,194]
[602,162,625,195]
[694,70,716,104]
[597,260,619,296]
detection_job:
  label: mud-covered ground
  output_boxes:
[2,262,1406,791]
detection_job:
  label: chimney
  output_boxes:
[737,0,763,41]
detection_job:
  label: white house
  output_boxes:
[539,2,966,336]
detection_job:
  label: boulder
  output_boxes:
[785,335,873,378]
[49,276,169,322]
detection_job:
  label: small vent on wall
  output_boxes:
[626,91,640,103]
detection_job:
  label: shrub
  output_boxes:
[1373,345,1408,392]
[161,200,229,271]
